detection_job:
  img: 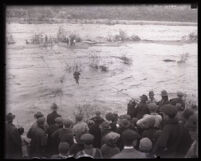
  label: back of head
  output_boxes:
[80,133,94,145]
[63,119,73,128]
[34,111,44,119]
[75,114,83,122]
[55,117,63,127]
[139,137,152,152]
[148,103,158,113]
[160,104,177,119]
[58,142,70,155]
[122,129,139,146]
[37,116,45,127]
[51,103,58,111]
[161,90,168,97]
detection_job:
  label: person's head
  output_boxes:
[55,117,63,128]
[80,133,94,148]
[149,91,155,100]
[105,132,120,147]
[34,112,44,120]
[87,120,95,129]
[139,137,152,153]
[18,127,24,135]
[161,90,168,99]
[63,119,73,128]
[122,129,139,147]
[75,114,83,122]
[140,95,148,103]
[130,117,138,128]
[58,142,70,155]
[51,103,58,112]
[6,113,15,123]
[177,91,184,99]
[37,116,46,128]
[118,119,131,129]
[95,111,101,117]
[148,103,158,113]
[160,104,177,121]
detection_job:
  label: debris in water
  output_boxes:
[163,59,176,62]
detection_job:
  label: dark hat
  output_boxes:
[161,90,168,97]
[75,114,83,121]
[105,112,114,121]
[55,117,63,124]
[6,113,15,121]
[122,129,139,143]
[63,119,73,127]
[37,116,45,125]
[51,103,58,110]
[131,117,138,126]
[160,104,177,118]
[100,121,111,130]
[80,133,94,144]
[149,91,154,96]
[119,119,131,129]
[140,94,148,101]
[34,112,44,119]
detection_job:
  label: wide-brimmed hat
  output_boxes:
[6,113,15,121]
[34,112,44,119]
[161,90,168,97]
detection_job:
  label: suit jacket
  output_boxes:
[112,148,147,159]
[5,123,22,159]
[47,111,61,126]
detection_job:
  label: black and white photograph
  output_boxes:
[5,4,198,159]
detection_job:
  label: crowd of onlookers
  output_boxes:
[5,90,198,159]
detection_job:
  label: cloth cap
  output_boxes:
[63,119,73,127]
[80,133,94,144]
[118,119,131,129]
[161,90,168,96]
[136,115,155,129]
[105,112,115,121]
[122,129,139,142]
[55,117,63,124]
[34,112,44,119]
[6,113,15,121]
[160,104,177,118]
[37,116,45,125]
[105,132,120,141]
[139,137,152,152]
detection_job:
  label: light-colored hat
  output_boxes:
[139,137,152,152]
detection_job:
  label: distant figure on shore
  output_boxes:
[73,68,81,85]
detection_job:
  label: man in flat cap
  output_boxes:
[152,104,192,158]
[28,116,48,158]
[47,103,61,127]
[170,91,185,111]
[112,129,146,158]
[5,113,22,159]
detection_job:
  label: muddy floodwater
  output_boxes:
[6,23,197,132]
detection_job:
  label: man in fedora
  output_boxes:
[5,113,22,159]
[47,103,61,127]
